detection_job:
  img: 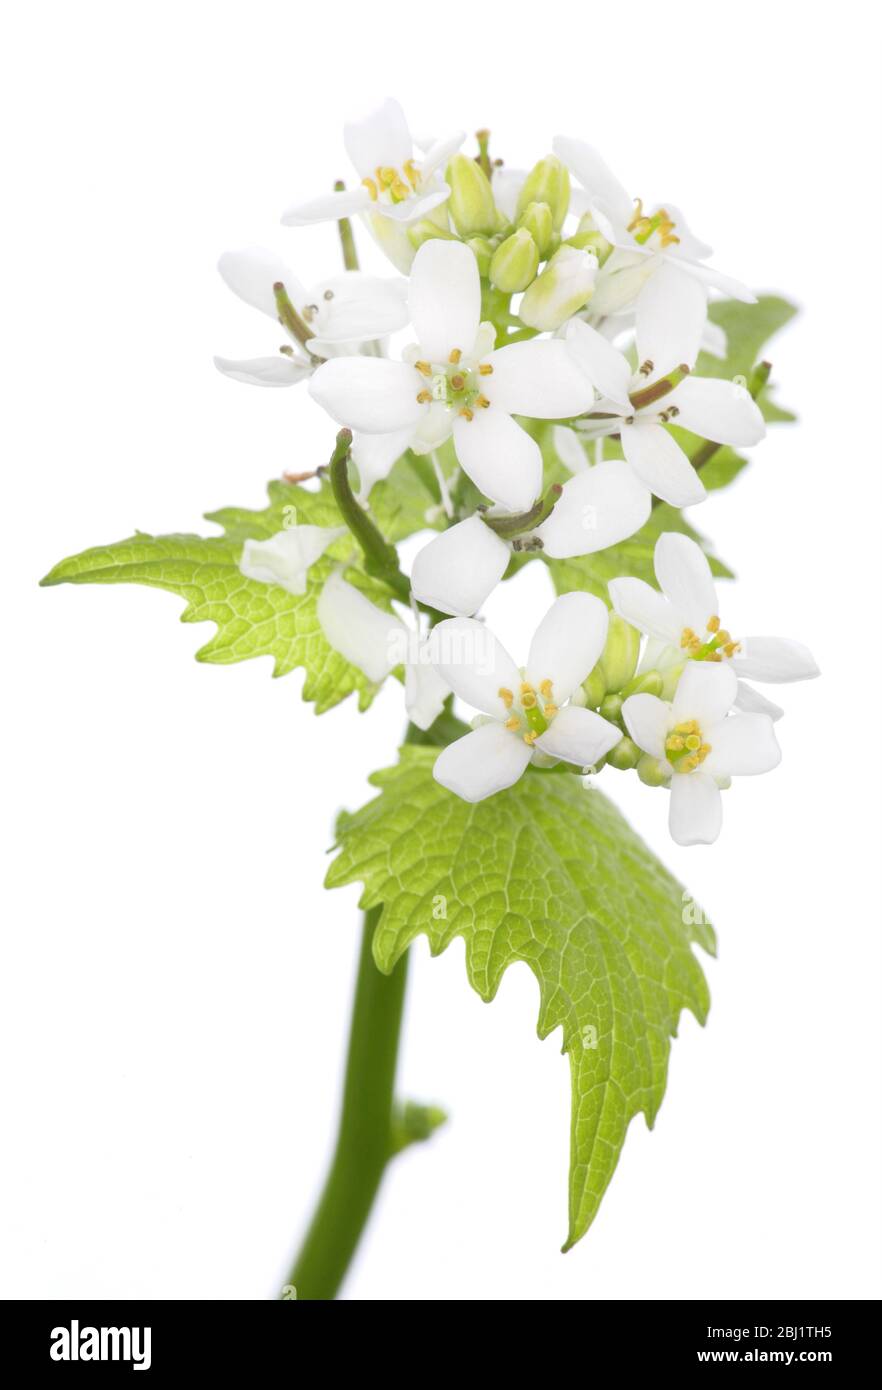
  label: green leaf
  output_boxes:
[542,502,733,603]
[41,480,392,714]
[326,745,715,1249]
[699,295,798,423]
[368,450,445,544]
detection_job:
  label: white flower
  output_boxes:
[316,570,448,729]
[609,532,820,718]
[410,515,511,617]
[309,239,596,513]
[213,246,409,387]
[430,593,622,802]
[239,524,346,595]
[563,266,766,507]
[622,662,781,845]
[281,98,464,272]
[553,136,756,316]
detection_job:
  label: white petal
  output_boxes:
[429,617,521,719]
[701,320,728,359]
[405,654,449,731]
[409,239,480,363]
[308,357,425,434]
[526,592,609,701]
[491,166,526,221]
[672,661,737,726]
[419,130,466,181]
[350,428,413,500]
[375,185,451,223]
[669,771,722,845]
[732,636,820,683]
[635,261,707,372]
[240,525,345,595]
[565,318,632,408]
[553,425,590,473]
[621,419,707,507]
[410,517,510,617]
[217,246,304,320]
[702,714,782,776]
[433,723,532,803]
[734,681,784,722]
[535,461,651,558]
[552,137,634,231]
[671,376,766,447]
[304,272,409,343]
[653,531,717,632]
[281,186,371,226]
[535,705,622,768]
[317,571,404,683]
[662,206,713,262]
[609,577,682,645]
[452,409,542,512]
[485,340,596,418]
[622,692,672,759]
[344,97,412,178]
[669,256,756,304]
[213,355,310,388]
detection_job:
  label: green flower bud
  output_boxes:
[637,754,673,788]
[515,155,570,230]
[518,246,598,331]
[446,154,499,237]
[516,200,554,256]
[606,736,641,771]
[467,236,497,277]
[407,219,458,250]
[581,667,607,708]
[598,692,624,726]
[598,614,640,694]
[621,669,664,699]
[565,213,614,265]
[489,227,539,292]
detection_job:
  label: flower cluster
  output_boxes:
[221,98,817,845]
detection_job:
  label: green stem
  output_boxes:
[327,430,411,600]
[288,906,408,1300]
[481,483,562,539]
[333,181,359,271]
[273,282,316,354]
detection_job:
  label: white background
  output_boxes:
[2,1,881,1301]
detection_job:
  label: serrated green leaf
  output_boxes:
[367,450,445,544]
[41,480,392,714]
[700,295,798,423]
[326,745,715,1249]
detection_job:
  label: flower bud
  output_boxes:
[407,219,458,251]
[598,614,640,693]
[606,736,641,771]
[489,228,539,292]
[467,236,497,277]
[622,670,664,699]
[515,155,570,229]
[518,246,598,331]
[565,214,614,265]
[446,154,499,237]
[581,667,607,708]
[637,754,673,787]
[516,200,554,256]
[598,692,624,726]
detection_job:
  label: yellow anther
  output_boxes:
[723,641,741,657]
[700,743,712,756]
[680,627,697,649]
[520,681,535,695]
[377,166,397,186]
[498,687,514,709]
[685,734,701,751]
[674,720,697,735]
[543,704,559,719]
[523,731,539,746]
[505,716,520,731]
[666,735,685,752]
[639,358,654,377]
[478,363,493,376]
[416,389,433,403]
[403,159,420,188]
[716,629,731,645]
[361,177,378,200]
[459,407,474,421]
[707,652,723,662]
[414,360,432,376]
[476,394,491,408]
[627,197,646,231]
[449,348,462,364]
[539,679,554,700]
[708,615,721,633]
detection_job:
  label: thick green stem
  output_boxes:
[288,906,408,1300]
[333,181,359,271]
[327,429,411,600]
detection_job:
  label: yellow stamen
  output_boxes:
[361,177,378,200]
[416,389,433,404]
[478,363,493,376]
[459,407,473,421]
[523,731,539,746]
[707,615,721,633]
[449,348,462,364]
[476,394,490,409]
[543,705,558,719]
[723,641,740,657]
[403,159,420,188]
[498,687,514,709]
[414,360,432,376]
[539,679,553,700]
[666,735,685,752]
[505,716,520,731]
